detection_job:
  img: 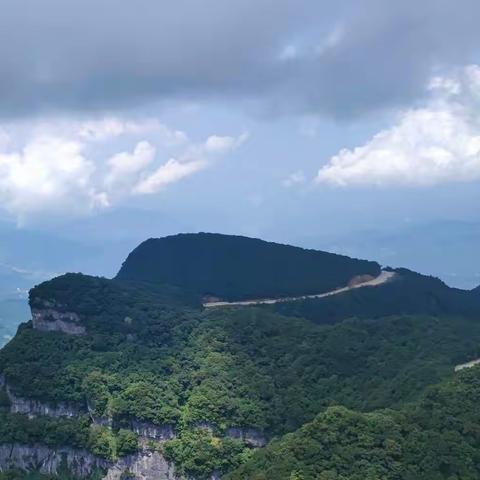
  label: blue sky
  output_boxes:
[0,0,479,289]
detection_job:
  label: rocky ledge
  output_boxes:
[32,306,85,335]
[225,427,267,448]
[0,444,179,480]
[7,384,83,418]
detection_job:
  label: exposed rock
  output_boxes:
[225,427,267,447]
[0,444,179,480]
[6,385,84,418]
[0,444,109,478]
[32,307,85,335]
[130,420,175,441]
[347,274,375,287]
[104,450,177,480]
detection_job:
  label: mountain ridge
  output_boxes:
[2,232,480,479]
[116,233,381,302]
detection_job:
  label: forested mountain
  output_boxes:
[228,366,480,480]
[270,268,480,325]
[116,233,381,301]
[1,233,480,479]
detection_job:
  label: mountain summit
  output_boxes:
[116,233,381,301]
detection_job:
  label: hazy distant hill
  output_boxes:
[116,233,381,301]
[0,299,30,347]
[311,220,480,289]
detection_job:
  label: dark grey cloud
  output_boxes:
[0,0,479,119]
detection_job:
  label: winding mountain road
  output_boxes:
[203,270,396,308]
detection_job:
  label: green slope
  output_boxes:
[270,268,480,325]
[2,236,480,479]
[227,366,480,480]
[116,233,381,301]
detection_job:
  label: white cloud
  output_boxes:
[77,118,188,145]
[283,170,306,187]
[0,135,104,222]
[105,141,156,188]
[0,116,246,222]
[204,132,249,154]
[316,65,480,187]
[133,132,248,195]
[133,159,206,194]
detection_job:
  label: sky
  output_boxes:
[0,0,479,289]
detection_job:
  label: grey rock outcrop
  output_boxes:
[130,420,175,441]
[7,385,84,418]
[104,450,177,480]
[32,307,85,335]
[0,444,109,477]
[0,444,179,480]
[225,427,267,447]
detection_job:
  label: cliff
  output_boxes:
[0,444,178,479]
[32,303,85,335]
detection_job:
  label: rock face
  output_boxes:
[130,420,175,441]
[104,450,177,480]
[0,444,109,478]
[32,307,85,335]
[225,427,267,447]
[0,444,178,480]
[7,385,83,418]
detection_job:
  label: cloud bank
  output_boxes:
[316,66,480,187]
[0,118,246,223]
[1,0,480,119]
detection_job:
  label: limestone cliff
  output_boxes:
[0,444,178,479]
[32,304,85,335]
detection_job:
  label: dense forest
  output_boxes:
[1,234,480,479]
[116,233,381,301]
[270,268,480,325]
[228,366,480,480]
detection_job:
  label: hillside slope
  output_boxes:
[270,268,480,325]
[2,235,480,479]
[227,365,480,480]
[116,233,381,301]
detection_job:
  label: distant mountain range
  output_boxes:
[309,220,480,289]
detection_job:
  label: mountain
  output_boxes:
[310,220,480,289]
[227,366,480,480]
[270,268,480,325]
[116,233,381,301]
[1,233,480,479]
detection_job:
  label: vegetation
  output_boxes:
[5,273,480,437]
[0,411,137,461]
[270,268,480,325]
[227,366,480,480]
[2,235,480,478]
[116,233,380,300]
[163,428,253,479]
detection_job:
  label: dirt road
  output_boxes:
[203,270,396,308]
